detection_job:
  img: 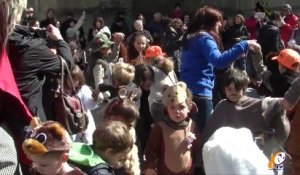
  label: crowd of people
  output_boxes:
[1,0,300,175]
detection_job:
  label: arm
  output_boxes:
[93,64,105,91]
[77,85,99,111]
[284,76,300,106]
[144,30,154,43]
[105,43,120,63]
[143,123,162,174]
[66,14,85,39]
[202,36,249,69]
[39,25,73,72]
[240,26,250,40]
[262,97,290,146]
[250,51,273,91]
[106,33,124,63]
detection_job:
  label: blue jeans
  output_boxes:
[191,95,213,133]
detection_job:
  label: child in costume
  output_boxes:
[22,119,85,175]
[143,82,200,175]
[144,45,178,122]
[69,121,133,175]
[202,68,290,157]
[98,62,142,105]
[103,97,141,175]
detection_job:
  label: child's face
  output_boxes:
[224,82,244,103]
[106,148,130,169]
[30,154,64,175]
[235,16,242,25]
[134,22,143,31]
[139,73,154,91]
[133,36,147,53]
[167,102,190,123]
[99,47,112,57]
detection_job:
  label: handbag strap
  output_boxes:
[59,57,76,94]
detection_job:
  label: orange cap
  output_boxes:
[272,49,300,71]
[144,45,165,58]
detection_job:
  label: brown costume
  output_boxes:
[22,120,86,175]
[143,118,200,175]
[143,82,201,175]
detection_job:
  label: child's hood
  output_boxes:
[69,142,106,167]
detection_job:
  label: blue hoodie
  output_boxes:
[180,32,249,97]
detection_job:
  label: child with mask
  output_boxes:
[143,82,200,175]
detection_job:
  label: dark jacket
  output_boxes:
[8,25,73,121]
[257,22,282,74]
[164,26,183,56]
[222,24,249,50]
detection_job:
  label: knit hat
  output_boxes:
[90,32,114,53]
[22,120,71,155]
[162,82,187,106]
[144,45,165,59]
[203,127,273,175]
[272,49,300,71]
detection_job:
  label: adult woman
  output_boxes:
[88,16,105,42]
[180,6,260,133]
[164,18,185,76]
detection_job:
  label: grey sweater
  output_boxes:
[202,96,290,155]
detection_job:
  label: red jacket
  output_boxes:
[280,23,293,47]
[284,14,299,29]
[0,50,32,168]
[245,17,259,40]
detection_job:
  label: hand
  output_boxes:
[91,89,99,101]
[282,99,294,112]
[144,168,158,175]
[79,11,86,21]
[247,40,261,53]
[250,78,262,87]
[46,24,63,41]
[113,32,125,43]
[181,24,187,32]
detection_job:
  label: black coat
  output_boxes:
[8,25,73,121]
[257,22,283,74]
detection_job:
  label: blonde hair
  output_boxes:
[93,121,133,154]
[0,0,27,50]
[112,62,135,86]
[5,0,26,33]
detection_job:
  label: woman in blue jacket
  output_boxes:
[180,6,260,133]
